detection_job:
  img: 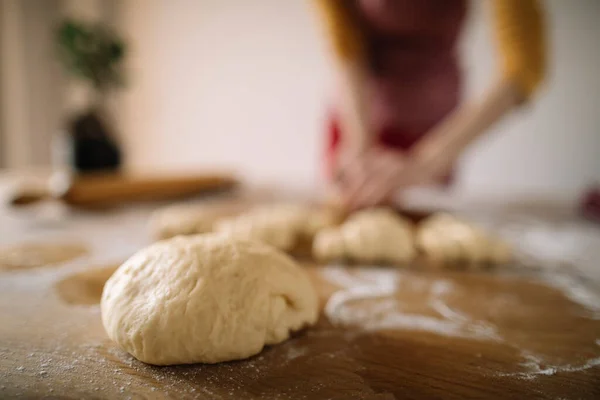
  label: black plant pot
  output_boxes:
[69,110,122,173]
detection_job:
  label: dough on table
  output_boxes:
[150,200,244,239]
[415,213,511,266]
[101,233,319,365]
[300,206,343,239]
[0,242,88,271]
[313,208,415,265]
[214,203,341,251]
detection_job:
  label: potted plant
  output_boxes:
[56,19,125,173]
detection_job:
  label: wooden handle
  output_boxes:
[62,173,238,206]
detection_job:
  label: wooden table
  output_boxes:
[1,194,600,399]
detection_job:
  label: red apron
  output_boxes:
[325,114,454,185]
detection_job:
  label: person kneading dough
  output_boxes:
[313,208,415,265]
[101,233,319,365]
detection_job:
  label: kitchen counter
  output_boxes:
[1,172,599,399]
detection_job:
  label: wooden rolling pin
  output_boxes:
[9,172,238,207]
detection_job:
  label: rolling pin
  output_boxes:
[9,172,238,207]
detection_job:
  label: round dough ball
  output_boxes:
[414,228,447,265]
[213,203,340,251]
[300,207,343,239]
[214,208,299,250]
[313,208,415,264]
[312,227,346,262]
[101,234,319,365]
[416,213,512,267]
[489,240,512,264]
[458,230,490,264]
[343,209,415,263]
[150,201,244,239]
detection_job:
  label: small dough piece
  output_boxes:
[101,234,319,365]
[300,207,343,239]
[214,206,299,250]
[0,242,88,271]
[55,264,119,305]
[150,201,244,239]
[313,208,415,265]
[416,213,512,267]
[214,204,341,251]
[313,227,346,261]
[489,240,512,264]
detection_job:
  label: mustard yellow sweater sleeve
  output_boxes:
[313,0,546,100]
[312,0,365,62]
[493,0,546,100]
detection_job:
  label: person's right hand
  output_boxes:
[334,145,409,210]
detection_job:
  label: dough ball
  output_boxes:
[150,201,244,239]
[300,207,343,239]
[413,228,447,265]
[416,213,512,266]
[312,227,346,261]
[313,208,415,264]
[214,207,299,250]
[489,240,512,264]
[0,242,88,271]
[101,234,319,365]
[214,203,341,251]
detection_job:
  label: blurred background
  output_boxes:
[1,0,599,202]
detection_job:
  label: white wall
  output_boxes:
[0,0,64,168]
[120,0,600,200]
[0,0,117,168]
[458,0,600,199]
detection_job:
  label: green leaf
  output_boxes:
[55,18,127,89]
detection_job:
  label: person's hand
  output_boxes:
[335,146,409,210]
[335,139,458,210]
[396,139,458,188]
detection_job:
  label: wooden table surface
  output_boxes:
[1,193,600,399]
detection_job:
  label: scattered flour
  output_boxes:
[474,214,600,273]
[516,353,557,378]
[320,264,600,380]
[500,352,600,380]
[284,346,308,362]
[541,273,600,320]
[321,265,502,341]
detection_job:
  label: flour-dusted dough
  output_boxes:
[416,213,511,266]
[214,204,341,251]
[150,201,245,239]
[313,208,415,264]
[101,234,319,365]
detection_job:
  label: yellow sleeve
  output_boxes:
[312,0,365,62]
[493,0,546,100]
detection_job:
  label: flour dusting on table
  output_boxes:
[540,273,600,319]
[321,265,502,341]
[320,265,600,379]
[499,349,600,380]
